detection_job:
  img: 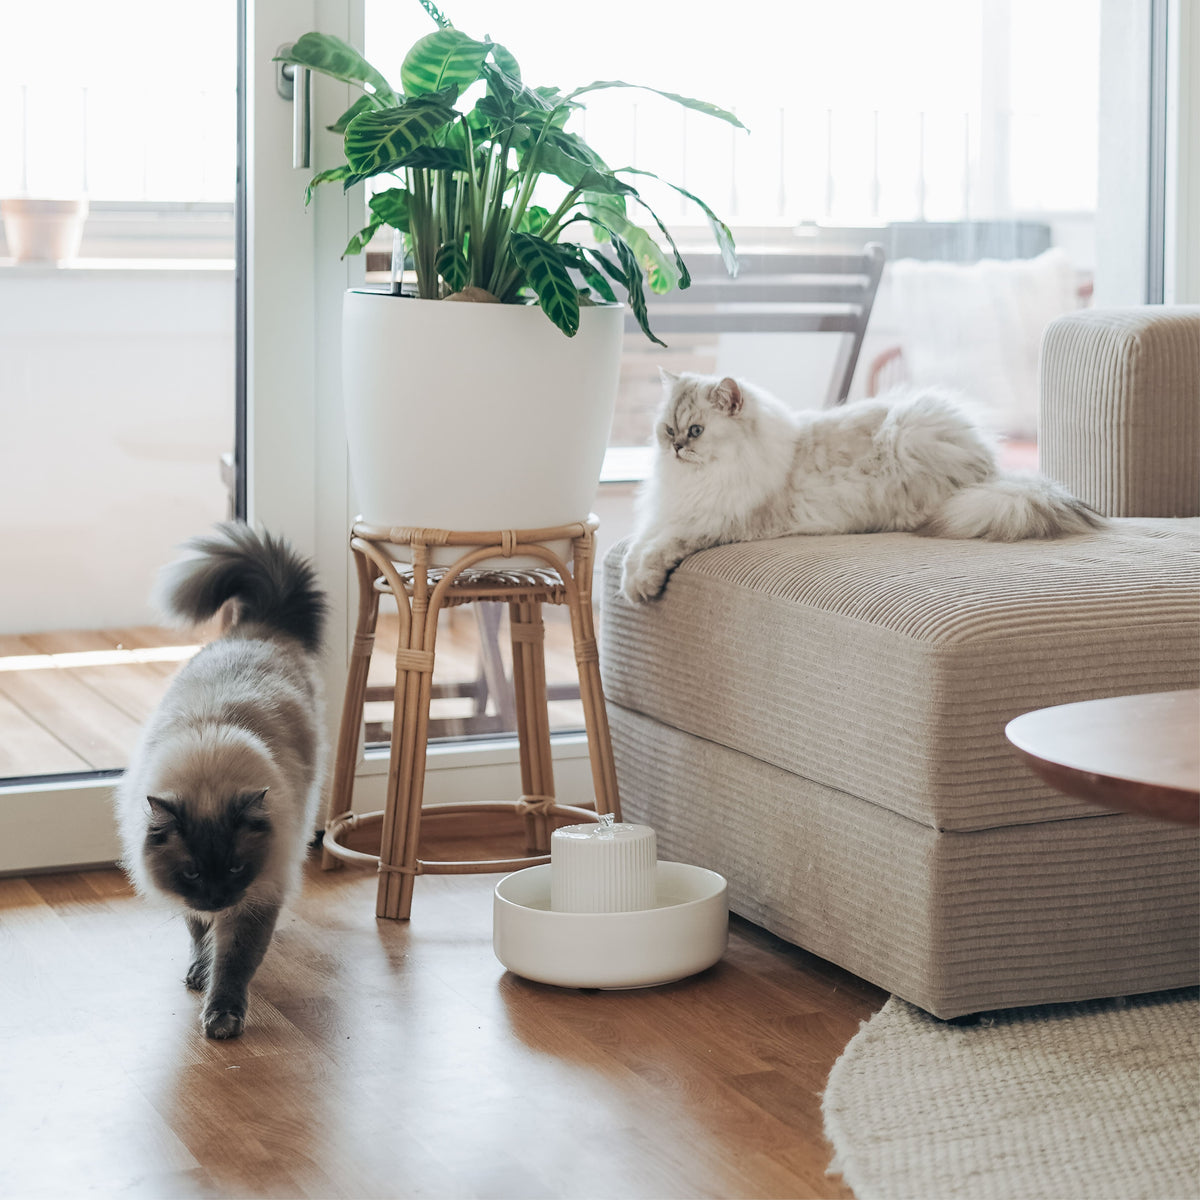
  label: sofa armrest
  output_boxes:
[1039,307,1200,517]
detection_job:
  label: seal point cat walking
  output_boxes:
[621,371,1102,602]
[115,522,328,1039]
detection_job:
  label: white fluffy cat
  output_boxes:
[620,370,1101,602]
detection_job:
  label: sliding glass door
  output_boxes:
[0,0,359,870]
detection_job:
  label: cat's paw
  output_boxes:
[184,959,209,992]
[202,1005,246,1040]
[620,561,668,603]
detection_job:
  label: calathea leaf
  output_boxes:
[583,193,680,293]
[435,242,470,291]
[509,232,581,336]
[516,205,552,234]
[565,80,747,130]
[344,89,459,174]
[417,0,453,29]
[486,40,521,80]
[481,62,551,116]
[397,146,470,171]
[574,168,636,198]
[367,188,410,231]
[557,243,618,303]
[305,165,352,205]
[619,167,738,276]
[518,128,609,188]
[343,219,383,258]
[565,216,664,346]
[327,94,382,135]
[277,33,396,105]
[402,29,490,97]
[622,188,692,290]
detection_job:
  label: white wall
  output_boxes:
[0,264,234,633]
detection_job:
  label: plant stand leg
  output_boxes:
[375,555,438,921]
[509,599,555,853]
[567,533,622,821]
[322,544,380,870]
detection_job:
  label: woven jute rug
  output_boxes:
[822,987,1199,1200]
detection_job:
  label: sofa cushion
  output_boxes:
[1040,307,1200,518]
[600,519,1200,833]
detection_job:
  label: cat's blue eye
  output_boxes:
[665,426,675,437]
[229,864,245,876]
[688,424,704,438]
[181,867,199,881]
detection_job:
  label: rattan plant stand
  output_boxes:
[322,517,622,920]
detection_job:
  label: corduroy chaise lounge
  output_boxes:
[600,305,1200,1020]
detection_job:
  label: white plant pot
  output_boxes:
[1,197,88,263]
[341,290,623,564]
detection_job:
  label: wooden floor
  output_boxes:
[1,825,886,1200]
[0,607,584,779]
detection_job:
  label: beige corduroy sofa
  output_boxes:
[600,306,1200,1020]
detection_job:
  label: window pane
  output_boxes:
[0,3,236,781]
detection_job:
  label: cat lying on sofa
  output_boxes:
[621,370,1101,603]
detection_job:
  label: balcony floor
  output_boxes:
[0,607,585,781]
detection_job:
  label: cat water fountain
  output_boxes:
[493,815,728,988]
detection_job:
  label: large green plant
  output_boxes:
[278,0,744,343]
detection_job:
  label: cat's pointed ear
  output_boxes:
[146,795,180,825]
[658,367,680,385]
[713,376,744,415]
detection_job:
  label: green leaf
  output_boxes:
[436,242,470,291]
[618,167,738,276]
[564,80,746,130]
[343,219,383,258]
[559,244,618,303]
[584,193,680,293]
[510,232,581,336]
[341,169,380,192]
[481,62,550,116]
[327,93,381,135]
[622,188,691,289]
[567,216,665,346]
[518,128,608,188]
[398,146,471,171]
[368,187,410,231]
[304,164,352,205]
[344,90,459,174]
[487,41,521,80]
[277,33,395,105]
[402,29,489,98]
[417,0,454,29]
[516,205,551,235]
[574,168,636,197]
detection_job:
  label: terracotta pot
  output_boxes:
[1,197,89,263]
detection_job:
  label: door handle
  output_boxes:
[275,44,311,170]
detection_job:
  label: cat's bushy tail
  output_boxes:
[917,473,1104,542]
[154,522,326,651]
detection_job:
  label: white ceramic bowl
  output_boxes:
[493,861,728,989]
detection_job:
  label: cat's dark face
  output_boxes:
[143,791,272,912]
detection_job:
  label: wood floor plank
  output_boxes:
[0,854,883,1198]
[0,664,145,770]
[0,688,90,776]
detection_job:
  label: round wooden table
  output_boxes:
[1006,689,1200,825]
